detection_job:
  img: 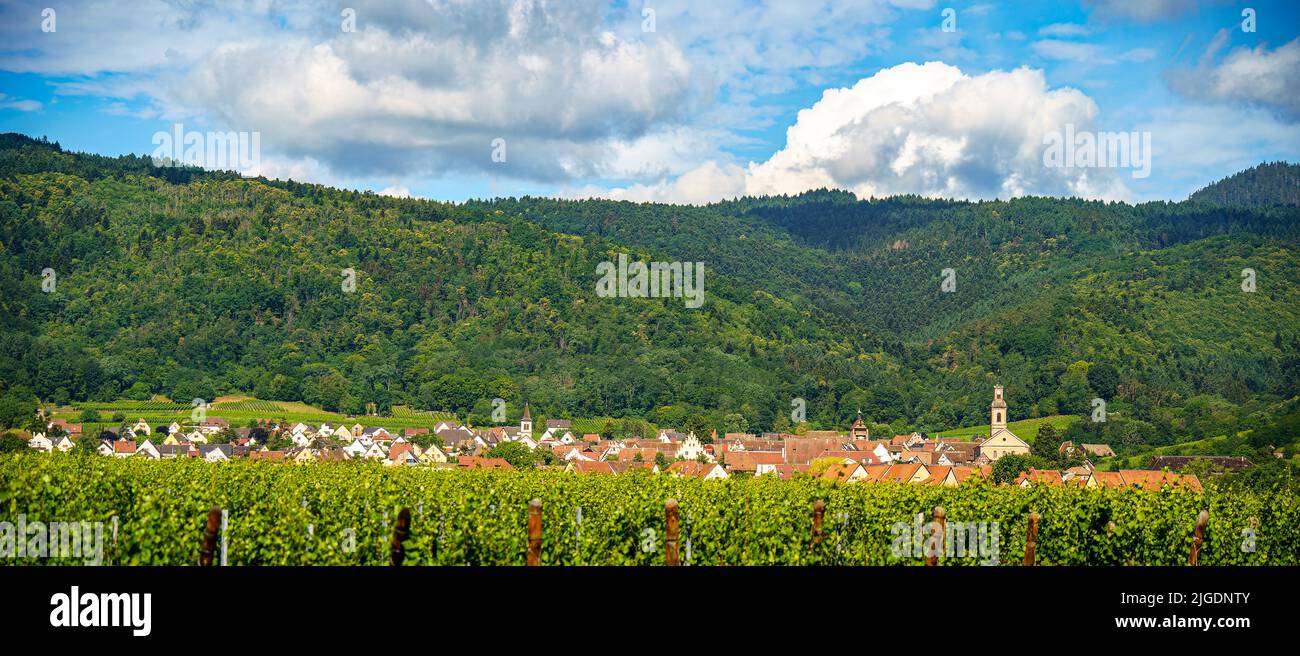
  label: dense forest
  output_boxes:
[1,133,1298,456]
[1188,161,1300,208]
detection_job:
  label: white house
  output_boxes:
[28,432,52,452]
[361,442,387,460]
[343,438,370,458]
[200,444,231,462]
[135,439,161,460]
[675,433,712,462]
[53,435,76,452]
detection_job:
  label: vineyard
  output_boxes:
[2,454,1296,566]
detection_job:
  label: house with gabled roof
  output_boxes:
[135,439,161,460]
[722,451,786,476]
[361,441,387,460]
[386,443,418,467]
[200,444,231,462]
[879,463,931,484]
[28,432,52,452]
[48,418,82,435]
[248,449,285,462]
[822,462,870,483]
[418,443,448,464]
[666,460,728,480]
[53,435,76,452]
[1015,468,1063,487]
[158,444,192,459]
[113,439,137,458]
[675,432,712,462]
[96,440,116,457]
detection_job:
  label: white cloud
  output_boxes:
[378,185,411,198]
[586,62,1132,204]
[3,0,699,184]
[1168,35,1300,122]
[0,93,41,111]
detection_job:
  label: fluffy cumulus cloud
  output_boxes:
[1,0,697,182]
[1168,35,1300,122]
[590,62,1131,204]
[172,2,694,182]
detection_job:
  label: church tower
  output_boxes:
[850,409,869,439]
[520,403,532,440]
[990,385,1008,434]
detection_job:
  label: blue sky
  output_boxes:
[1,0,1297,203]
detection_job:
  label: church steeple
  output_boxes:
[850,409,869,439]
[520,403,532,439]
[991,385,1007,433]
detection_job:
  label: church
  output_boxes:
[979,385,1031,461]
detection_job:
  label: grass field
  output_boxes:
[49,398,1077,445]
[51,398,460,435]
[932,414,1080,444]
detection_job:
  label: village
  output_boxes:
[21,385,1203,492]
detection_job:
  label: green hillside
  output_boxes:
[1189,161,1300,208]
[932,414,1079,444]
[1,133,1298,460]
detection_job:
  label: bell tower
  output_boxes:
[991,385,1007,433]
[520,403,533,439]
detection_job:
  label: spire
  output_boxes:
[521,403,531,421]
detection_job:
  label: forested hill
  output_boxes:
[1,132,1298,456]
[1189,162,1300,208]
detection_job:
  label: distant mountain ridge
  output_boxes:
[1189,162,1300,208]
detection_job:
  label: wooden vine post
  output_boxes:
[926,506,945,566]
[1024,512,1040,566]
[1190,510,1209,566]
[199,507,221,566]
[527,498,542,566]
[665,499,680,566]
[811,500,825,549]
[390,508,411,566]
